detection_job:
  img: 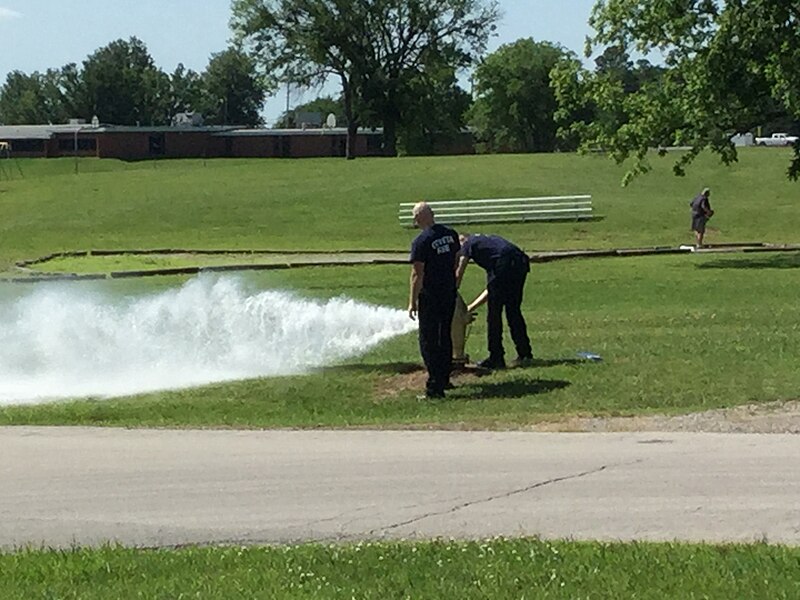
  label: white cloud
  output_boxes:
[0,7,22,21]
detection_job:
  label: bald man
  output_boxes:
[408,202,460,399]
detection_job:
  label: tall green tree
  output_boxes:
[0,71,46,124]
[574,0,800,182]
[397,62,472,155]
[199,47,266,126]
[468,38,571,153]
[169,64,205,117]
[0,70,70,125]
[231,0,499,158]
[79,37,170,125]
[56,64,86,121]
[552,46,665,153]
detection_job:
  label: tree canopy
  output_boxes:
[231,0,499,158]
[469,38,572,153]
[0,38,266,128]
[200,48,265,126]
[562,0,800,183]
[78,37,171,126]
[395,61,472,156]
[274,95,346,129]
[0,71,60,125]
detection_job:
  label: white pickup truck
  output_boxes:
[755,132,799,146]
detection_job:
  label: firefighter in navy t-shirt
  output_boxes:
[456,233,533,369]
[408,202,461,399]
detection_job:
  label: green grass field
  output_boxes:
[1,149,798,274]
[2,251,798,428]
[1,151,799,428]
[2,538,799,599]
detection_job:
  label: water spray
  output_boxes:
[0,275,416,406]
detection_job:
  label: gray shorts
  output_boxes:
[692,214,707,233]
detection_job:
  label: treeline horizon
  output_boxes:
[2,0,798,165]
[0,37,264,131]
[0,34,673,156]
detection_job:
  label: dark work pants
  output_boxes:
[418,291,456,395]
[486,258,532,362]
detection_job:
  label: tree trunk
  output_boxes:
[346,121,358,160]
[342,75,358,160]
[382,117,398,156]
[382,88,400,156]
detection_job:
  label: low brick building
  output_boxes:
[0,124,99,158]
[0,123,474,160]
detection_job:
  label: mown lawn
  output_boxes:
[1,151,798,427]
[2,251,798,428]
[1,149,798,274]
[2,538,798,599]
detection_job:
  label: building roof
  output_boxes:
[0,124,89,140]
[93,125,239,134]
[0,123,385,140]
[216,127,383,137]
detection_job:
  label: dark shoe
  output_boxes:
[444,381,455,390]
[476,357,506,370]
[509,356,534,368]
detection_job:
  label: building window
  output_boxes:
[149,134,165,155]
[272,136,291,157]
[58,138,97,151]
[331,136,346,156]
[9,139,45,152]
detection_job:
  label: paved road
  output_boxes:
[2,427,798,549]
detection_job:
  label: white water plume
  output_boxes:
[0,276,416,405]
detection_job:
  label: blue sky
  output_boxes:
[0,0,598,124]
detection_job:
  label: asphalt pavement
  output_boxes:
[2,427,798,549]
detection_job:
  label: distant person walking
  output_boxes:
[690,188,714,248]
[456,234,533,370]
[408,202,460,399]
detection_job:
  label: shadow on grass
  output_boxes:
[330,357,593,376]
[531,357,587,368]
[697,253,800,270]
[328,362,423,376]
[452,378,571,401]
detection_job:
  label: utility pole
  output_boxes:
[74,127,79,175]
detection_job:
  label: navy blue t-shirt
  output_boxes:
[460,234,528,282]
[409,223,460,295]
[460,234,525,270]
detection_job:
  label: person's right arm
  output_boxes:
[467,289,489,312]
[408,262,424,320]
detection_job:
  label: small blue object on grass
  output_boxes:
[577,351,603,362]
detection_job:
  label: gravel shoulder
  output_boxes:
[531,400,800,434]
[378,370,800,434]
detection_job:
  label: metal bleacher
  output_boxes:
[398,195,593,227]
